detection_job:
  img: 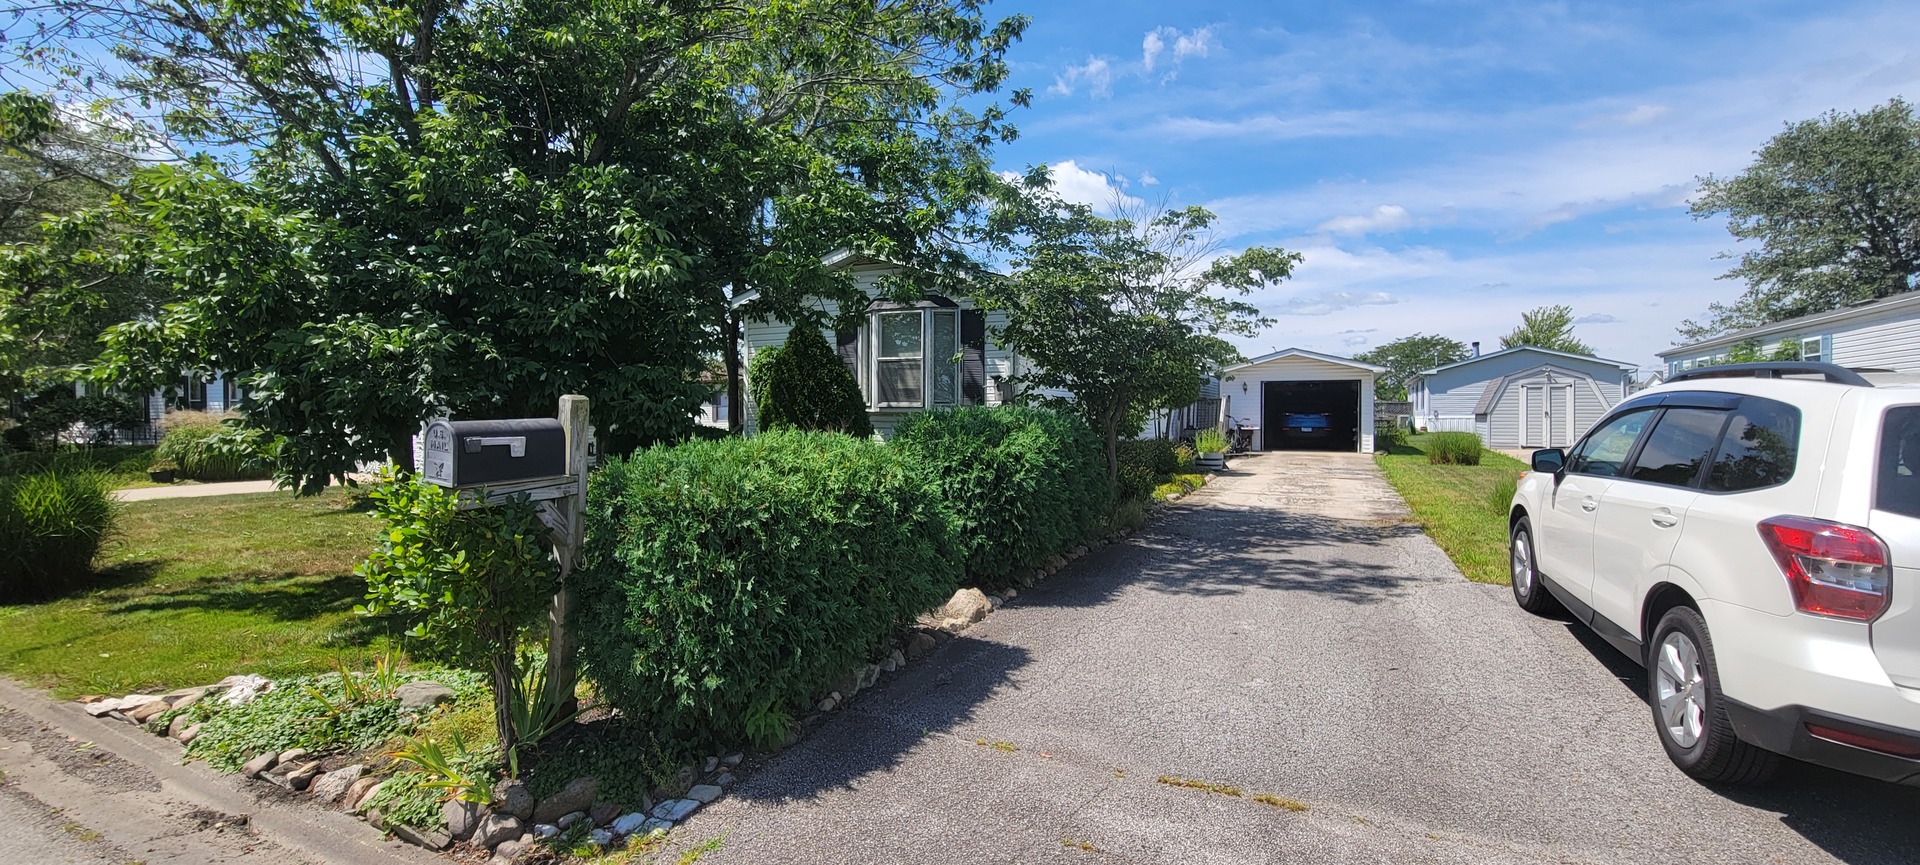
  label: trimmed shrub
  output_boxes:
[574,430,959,750]
[1427,431,1484,466]
[1374,421,1408,451]
[748,327,872,437]
[0,468,117,601]
[892,406,1106,588]
[155,412,278,481]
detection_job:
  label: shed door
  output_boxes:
[1522,385,1573,448]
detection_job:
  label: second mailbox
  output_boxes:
[420,418,568,489]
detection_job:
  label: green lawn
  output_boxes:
[1375,434,1528,585]
[0,489,397,698]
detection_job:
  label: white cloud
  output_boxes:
[1617,104,1670,126]
[1575,313,1621,324]
[1316,205,1412,237]
[1272,289,1399,316]
[1137,170,1160,186]
[1044,160,1143,212]
[1048,56,1114,98]
[1143,26,1217,76]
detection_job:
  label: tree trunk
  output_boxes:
[390,430,416,474]
[725,310,744,434]
[1104,412,1121,502]
[490,645,518,763]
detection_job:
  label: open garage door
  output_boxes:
[1262,380,1361,451]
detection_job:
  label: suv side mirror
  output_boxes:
[1531,448,1567,475]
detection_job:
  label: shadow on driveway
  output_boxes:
[1560,619,1920,864]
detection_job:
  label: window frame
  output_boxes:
[1800,336,1825,363]
[1872,405,1920,519]
[866,308,963,410]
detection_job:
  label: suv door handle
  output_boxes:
[1580,499,1597,512]
[1651,511,1679,528]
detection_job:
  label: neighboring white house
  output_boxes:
[1408,346,1636,449]
[1219,348,1385,453]
[1657,288,1920,375]
[736,250,1020,437]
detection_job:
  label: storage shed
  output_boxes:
[1220,349,1385,453]
[1408,347,1636,449]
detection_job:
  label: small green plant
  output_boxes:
[1426,432,1484,466]
[154,413,278,481]
[742,696,791,751]
[184,669,485,772]
[0,467,118,601]
[388,730,500,805]
[1172,442,1196,469]
[503,654,580,777]
[1195,428,1229,454]
[360,770,447,831]
[1487,474,1519,514]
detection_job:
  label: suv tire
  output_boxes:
[1509,516,1563,616]
[1647,606,1779,785]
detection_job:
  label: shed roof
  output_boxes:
[1414,345,1636,378]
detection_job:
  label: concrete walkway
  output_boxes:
[114,480,281,502]
[660,451,1920,864]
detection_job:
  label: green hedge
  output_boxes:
[1427,431,1484,466]
[892,407,1106,588]
[156,414,278,481]
[0,468,117,602]
[573,430,959,749]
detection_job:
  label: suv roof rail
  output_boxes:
[1664,361,1874,387]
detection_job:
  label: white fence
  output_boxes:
[1424,415,1476,433]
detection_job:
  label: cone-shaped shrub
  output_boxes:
[748,327,872,437]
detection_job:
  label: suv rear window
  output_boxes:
[1879,406,1920,518]
[1629,408,1728,487]
[1706,398,1801,492]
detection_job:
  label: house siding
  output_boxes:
[1832,315,1920,370]
[1660,292,1920,374]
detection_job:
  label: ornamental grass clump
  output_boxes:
[155,412,278,481]
[0,467,117,602]
[573,430,960,751]
[892,406,1106,588]
[1427,432,1484,466]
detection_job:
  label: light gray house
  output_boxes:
[1408,346,1636,449]
[736,250,1022,437]
[1658,288,1920,375]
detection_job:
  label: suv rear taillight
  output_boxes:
[1757,516,1892,621]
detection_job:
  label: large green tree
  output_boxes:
[1354,333,1467,400]
[12,0,1025,491]
[980,169,1291,491]
[1685,99,1920,339]
[0,92,159,442]
[1500,304,1594,355]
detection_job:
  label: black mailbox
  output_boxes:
[420,418,567,489]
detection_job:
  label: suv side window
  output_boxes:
[1877,406,1920,519]
[1628,408,1729,487]
[1568,408,1654,477]
[1706,398,1801,492]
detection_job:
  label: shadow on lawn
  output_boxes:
[99,568,389,647]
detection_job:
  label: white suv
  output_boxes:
[1507,362,1920,785]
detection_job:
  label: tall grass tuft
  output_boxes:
[155,412,277,481]
[1487,473,1520,514]
[0,468,118,602]
[1426,432,1484,466]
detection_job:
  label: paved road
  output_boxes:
[666,451,1920,864]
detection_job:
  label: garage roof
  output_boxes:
[1224,347,1386,374]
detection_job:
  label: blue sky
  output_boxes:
[989,0,1920,371]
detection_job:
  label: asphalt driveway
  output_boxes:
[665,451,1920,864]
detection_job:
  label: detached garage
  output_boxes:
[1221,349,1385,453]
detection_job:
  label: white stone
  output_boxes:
[219,675,272,705]
[722,753,743,766]
[713,771,735,787]
[935,588,992,624]
[650,798,699,822]
[609,812,649,836]
[642,818,674,833]
[533,823,559,840]
[589,829,613,848]
[702,755,719,773]
[687,784,722,804]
